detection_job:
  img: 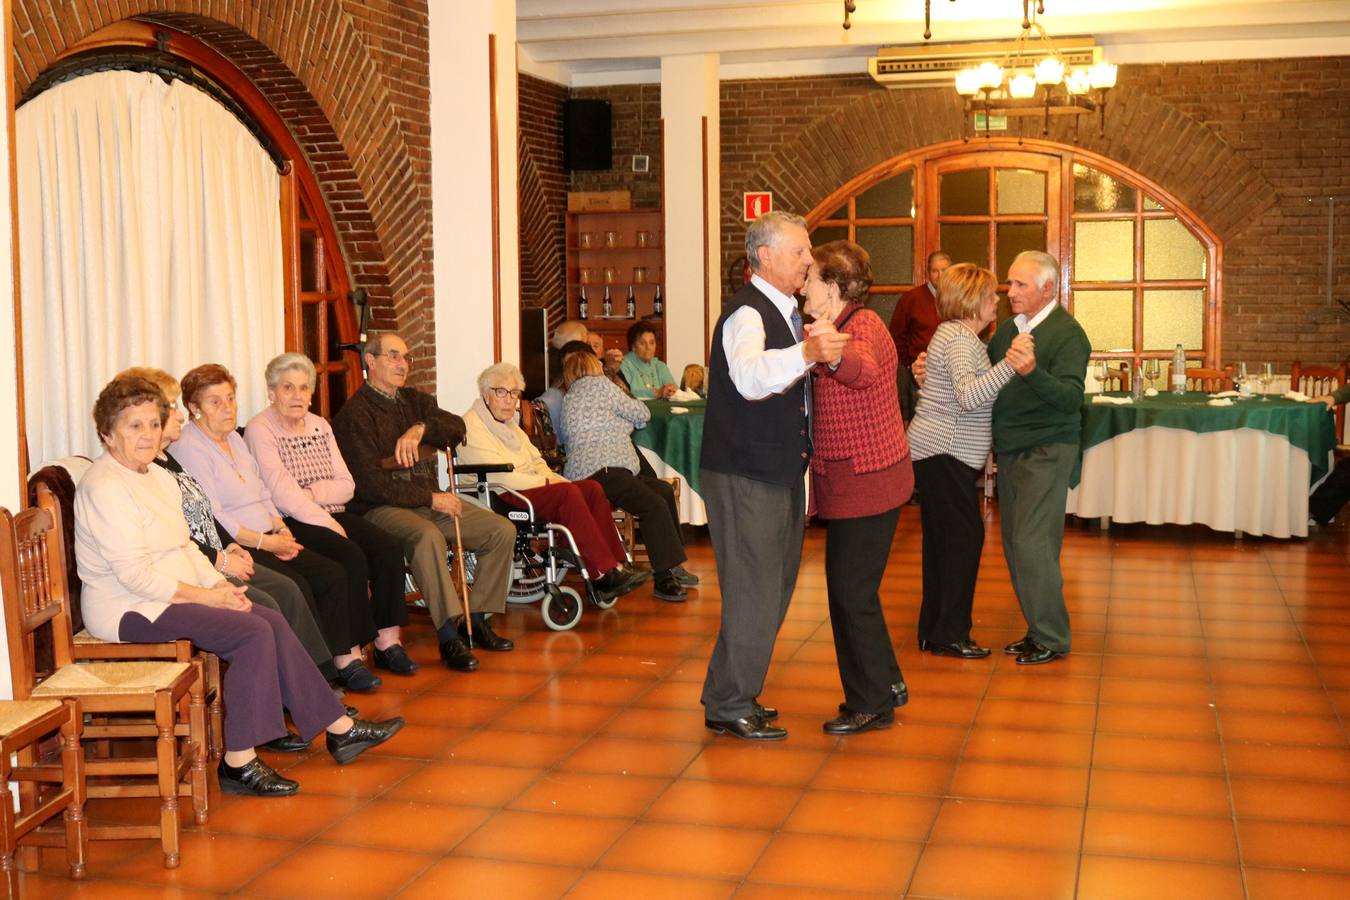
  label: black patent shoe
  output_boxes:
[1016,641,1067,666]
[439,636,480,672]
[1005,637,1033,655]
[459,617,515,652]
[930,640,992,659]
[754,702,779,721]
[261,730,310,753]
[327,716,407,765]
[704,714,787,741]
[823,709,895,735]
[218,757,299,796]
[372,644,420,675]
[336,659,382,693]
[652,571,688,603]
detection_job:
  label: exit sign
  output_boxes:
[974,113,1008,131]
[744,192,773,221]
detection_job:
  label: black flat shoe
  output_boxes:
[336,659,382,693]
[1005,638,1033,655]
[619,564,652,587]
[652,571,688,603]
[327,716,406,765]
[754,702,778,721]
[671,566,700,586]
[930,640,992,659]
[1016,642,1067,666]
[823,709,894,735]
[837,681,908,714]
[218,757,299,796]
[439,636,480,672]
[705,715,787,741]
[371,644,420,675]
[261,730,310,753]
[459,618,515,652]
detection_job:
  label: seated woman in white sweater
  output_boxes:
[459,363,649,601]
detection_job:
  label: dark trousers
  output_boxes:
[897,363,920,423]
[286,515,408,631]
[1310,457,1350,524]
[238,564,335,678]
[700,468,804,721]
[248,545,374,656]
[997,443,1075,653]
[915,454,985,645]
[587,466,686,573]
[825,506,903,715]
[511,480,626,576]
[120,604,344,752]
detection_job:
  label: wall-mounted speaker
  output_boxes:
[564,99,612,171]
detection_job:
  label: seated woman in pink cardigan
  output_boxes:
[458,363,648,603]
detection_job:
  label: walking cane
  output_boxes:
[445,452,475,649]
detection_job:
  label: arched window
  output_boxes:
[809,139,1222,370]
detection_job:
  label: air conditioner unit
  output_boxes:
[868,37,1101,88]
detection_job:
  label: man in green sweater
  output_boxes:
[987,251,1091,665]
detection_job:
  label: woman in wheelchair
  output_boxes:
[460,363,649,602]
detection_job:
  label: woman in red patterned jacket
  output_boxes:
[803,240,915,735]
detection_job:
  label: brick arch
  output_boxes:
[12,0,432,377]
[719,82,1276,285]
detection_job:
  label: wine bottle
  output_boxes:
[652,285,664,318]
[602,285,613,318]
[578,285,589,320]
[1171,344,1186,394]
[625,285,637,319]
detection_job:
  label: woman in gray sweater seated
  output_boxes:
[907,263,1035,659]
[560,351,697,602]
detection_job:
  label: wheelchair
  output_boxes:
[452,462,625,631]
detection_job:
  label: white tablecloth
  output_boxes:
[1065,426,1323,539]
[638,446,707,526]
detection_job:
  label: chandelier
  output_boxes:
[843,0,1046,37]
[953,3,1117,141]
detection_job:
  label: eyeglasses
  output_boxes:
[488,387,523,400]
[372,350,412,364]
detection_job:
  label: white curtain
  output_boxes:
[17,70,283,465]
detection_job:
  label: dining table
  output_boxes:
[631,398,707,525]
[1065,391,1338,538]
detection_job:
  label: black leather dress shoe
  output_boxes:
[335,659,382,693]
[218,757,299,796]
[823,709,894,735]
[930,640,992,659]
[439,636,480,672]
[261,730,310,753]
[839,682,908,714]
[652,571,688,603]
[327,716,406,765]
[705,715,787,741]
[460,618,515,652]
[671,566,700,586]
[593,568,644,601]
[1005,637,1033,655]
[372,644,420,675]
[1016,642,1067,666]
[619,564,652,586]
[754,702,778,721]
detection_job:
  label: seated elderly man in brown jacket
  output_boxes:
[333,332,516,673]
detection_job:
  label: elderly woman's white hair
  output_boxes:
[477,362,526,396]
[264,352,317,390]
[550,320,589,350]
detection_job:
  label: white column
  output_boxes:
[1,3,19,695]
[660,54,720,371]
[428,0,520,413]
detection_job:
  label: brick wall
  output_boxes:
[12,0,437,386]
[570,83,663,209]
[518,73,569,334]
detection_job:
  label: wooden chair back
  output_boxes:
[1100,364,1130,392]
[1169,365,1232,393]
[1291,361,1347,441]
[0,505,78,700]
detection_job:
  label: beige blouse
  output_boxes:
[458,405,564,493]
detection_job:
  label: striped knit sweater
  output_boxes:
[908,321,1016,469]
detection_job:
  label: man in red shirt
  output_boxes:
[889,251,951,421]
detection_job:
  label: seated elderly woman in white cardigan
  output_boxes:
[459,363,648,602]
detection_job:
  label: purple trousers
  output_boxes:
[120,603,345,752]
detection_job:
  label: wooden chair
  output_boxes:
[1291,361,1347,444]
[0,697,86,888]
[1100,363,1131,393]
[30,471,224,761]
[1169,365,1233,393]
[0,502,208,870]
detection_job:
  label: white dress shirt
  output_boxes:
[721,273,811,400]
[1015,299,1057,334]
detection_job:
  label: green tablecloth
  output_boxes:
[631,399,705,493]
[1077,393,1337,488]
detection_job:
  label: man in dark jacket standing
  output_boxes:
[699,211,851,741]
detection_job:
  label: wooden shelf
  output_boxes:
[566,208,667,356]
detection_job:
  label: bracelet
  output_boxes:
[216,553,227,573]
[255,531,265,550]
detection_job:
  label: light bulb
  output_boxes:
[1035,57,1064,85]
[1066,68,1091,95]
[955,68,982,97]
[1090,61,1118,89]
[976,61,1004,90]
[1009,71,1037,99]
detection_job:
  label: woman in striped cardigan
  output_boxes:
[908,264,1036,658]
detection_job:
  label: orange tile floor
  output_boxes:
[20,512,1350,898]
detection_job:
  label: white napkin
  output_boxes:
[670,406,689,415]
[1091,395,1133,405]
[1209,390,1240,399]
[1144,388,1159,398]
[1283,390,1313,402]
[1207,398,1234,407]
[669,388,701,402]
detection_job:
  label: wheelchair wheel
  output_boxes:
[541,584,583,631]
[508,551,549,604]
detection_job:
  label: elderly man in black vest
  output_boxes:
[700,210,852,741]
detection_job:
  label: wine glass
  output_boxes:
[1143,359,1160,392]
[1091,361,1109,393]
[1233,361,1248,396]
[1257,362,1274,400]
